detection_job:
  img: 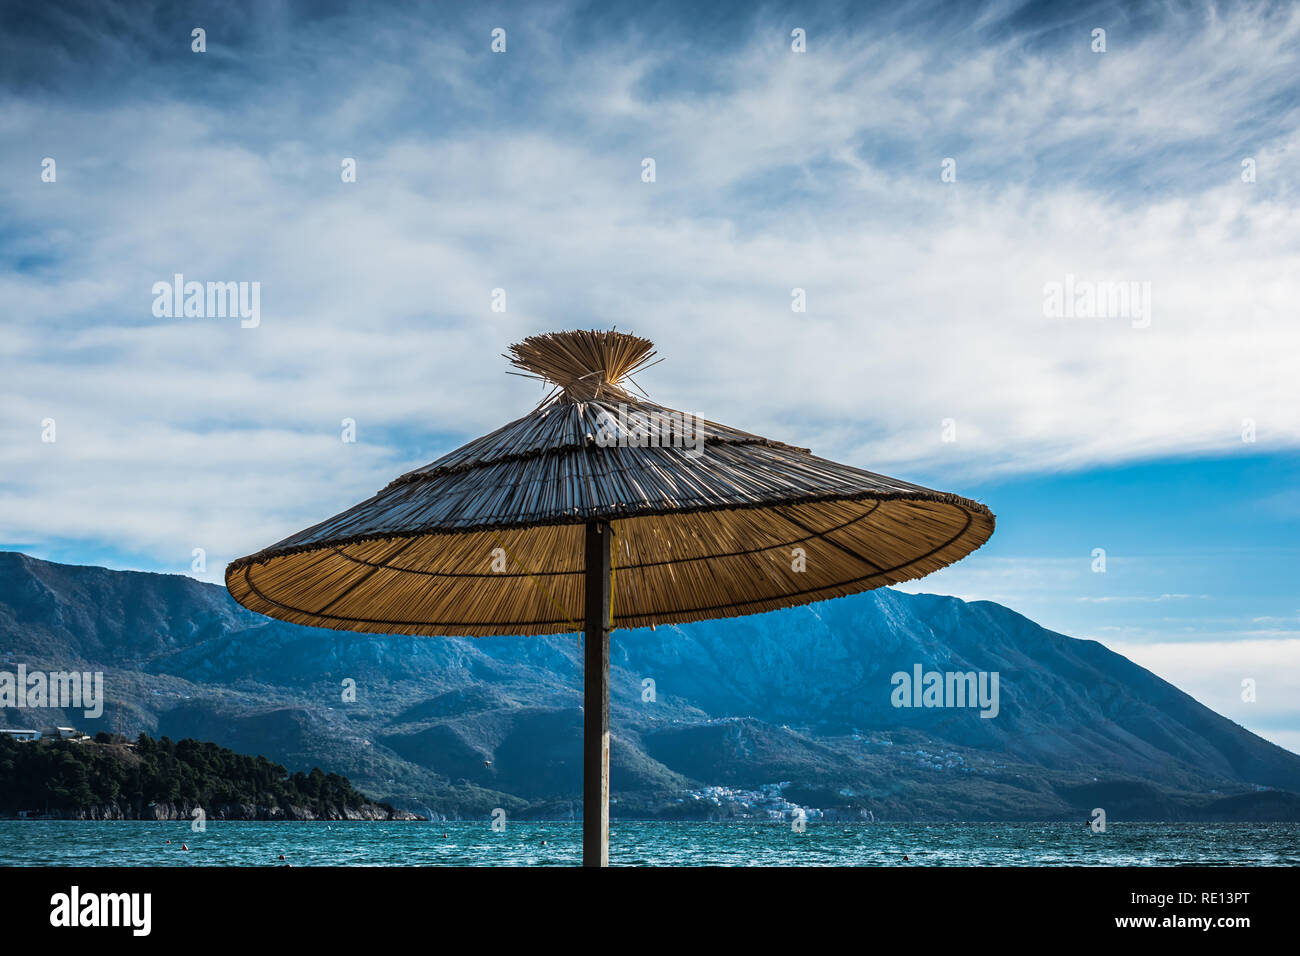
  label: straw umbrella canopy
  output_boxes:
[226,329,994,865]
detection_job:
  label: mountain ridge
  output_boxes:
[2,549,1298,821]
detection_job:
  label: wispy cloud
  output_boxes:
[1074,593,1210,603]
[1,0,1297,582]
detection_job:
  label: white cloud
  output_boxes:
[1,0,1297,576]
[1109,638,1300,756]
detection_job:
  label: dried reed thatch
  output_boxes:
[227,329,994,636]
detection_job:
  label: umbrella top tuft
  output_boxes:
[506,329,659,403]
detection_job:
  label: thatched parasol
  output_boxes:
[226,329,994,865]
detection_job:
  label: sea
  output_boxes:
[0,821,1296,866]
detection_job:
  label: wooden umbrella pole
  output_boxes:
[582,519,612,867]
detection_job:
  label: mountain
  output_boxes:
[2,550,1298,821]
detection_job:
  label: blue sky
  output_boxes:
[1,0,1298,750]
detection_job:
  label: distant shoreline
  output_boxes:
[0,733,419,822]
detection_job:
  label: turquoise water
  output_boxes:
[1,821,1296,866]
